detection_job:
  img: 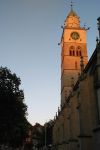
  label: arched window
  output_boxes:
[77,46,81,50]
[76,46,82,56]
[79,51,82,56]
[75,61,78,69]
[70,46,75,50]
[73,50,75,56]
[76,51,78,56]
[69,50,71,56]
[69,46,75,56]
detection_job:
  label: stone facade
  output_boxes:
[53,8,100,150]
[60,8,88,106]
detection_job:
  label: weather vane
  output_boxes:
[65,0,75,9]
[70,1,74,9]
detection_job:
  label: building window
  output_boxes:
[73,50,75,56]
[76,46,82,56]
[75,61,78,69]
[76,51,78,56]
[70,50,72,56]
[69,46,75,56]
[77,46,81,50]
[70,46,75,50]
[79,51,82,56]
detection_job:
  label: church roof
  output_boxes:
[67,8,78,18]
[64,8,80,28]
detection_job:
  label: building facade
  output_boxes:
[60,7,88,107]
[53,8,100,150]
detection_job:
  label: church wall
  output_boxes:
[52,5,100,150]
[53,71,98,150]
[68,94,80,150]
[77,76,94,150]
[92,43,100,150]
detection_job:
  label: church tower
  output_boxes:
[61,7,88,106]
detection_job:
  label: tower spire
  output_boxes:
[64,1,80,28]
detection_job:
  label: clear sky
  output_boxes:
[0,0,99,125]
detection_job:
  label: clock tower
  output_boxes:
[61,7,88,106]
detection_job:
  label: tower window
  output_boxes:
[79,51,82,56]
[70,46,75,50]
[70,50,72,56]
[75,61,78,69]
[76,51,78,56]
[69,46,75,56]
[76,46,82,56]
[77,46,81,50]
[73,50,75,56]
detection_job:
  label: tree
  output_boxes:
[0,67,28,148]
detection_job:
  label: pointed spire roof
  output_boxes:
[67,3,79,19]
[67,8,78,18]
[67,1,78,18]
[64,7,80,28]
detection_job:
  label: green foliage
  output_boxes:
[0,67,28,148]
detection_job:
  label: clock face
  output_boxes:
[71,32,80,40]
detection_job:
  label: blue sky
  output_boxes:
[0,0,100,125]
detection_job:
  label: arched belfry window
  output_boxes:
[79,51,82,56]
[70,50,72,56]
[76,46,82,56]
[73,50,75,56]
[76,51,78,56]
[69,46,75,56]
